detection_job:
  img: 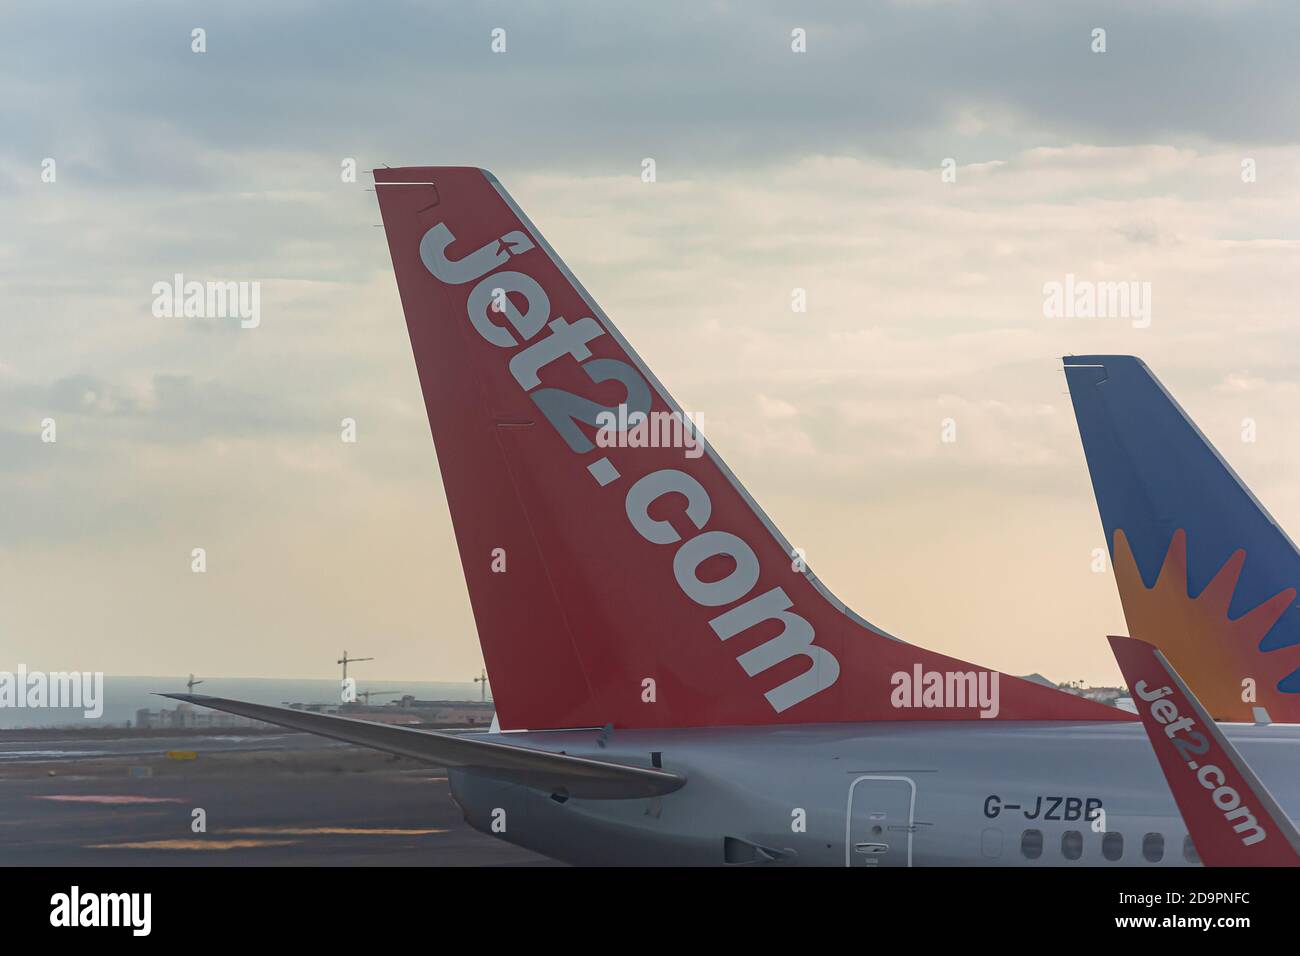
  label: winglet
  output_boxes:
[1107,636,1300,866]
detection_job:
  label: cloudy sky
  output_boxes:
[3,0,1299,687]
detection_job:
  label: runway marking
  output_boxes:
[37,795,184,805]
[87,827,446,850]
[230,826,447,836]
[88,838,301,850]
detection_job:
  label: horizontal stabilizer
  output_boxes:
[159,694,684,800]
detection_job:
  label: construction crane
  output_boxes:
[185,674,204,694]
[337,650,374,682]
[473,668,490,702]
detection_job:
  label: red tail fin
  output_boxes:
[1109,635,1300,866]
[375,166,1123,730]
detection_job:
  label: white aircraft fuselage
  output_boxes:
[451,721,1300,866]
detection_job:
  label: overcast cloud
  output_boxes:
[2,1,1299,686]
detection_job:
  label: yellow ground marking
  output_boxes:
[89,839,300,850]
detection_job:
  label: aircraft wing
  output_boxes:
[159,693,685,800]
[1107,636,1300,866]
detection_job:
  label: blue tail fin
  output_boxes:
[1064,355,1300,720]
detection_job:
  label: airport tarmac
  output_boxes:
[0,732,557,866]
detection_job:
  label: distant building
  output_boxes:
[1018,674,1128,709]
[338,697,496,726]
[133,703,266,730]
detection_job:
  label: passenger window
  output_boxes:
[1142,832,1164,863]
[1183,834,1199,864]
[1020,829,1043,860]
[1061,830,1083,861]
[1102,831,1123,861]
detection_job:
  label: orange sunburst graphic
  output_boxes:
[1112,528,1300,721]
